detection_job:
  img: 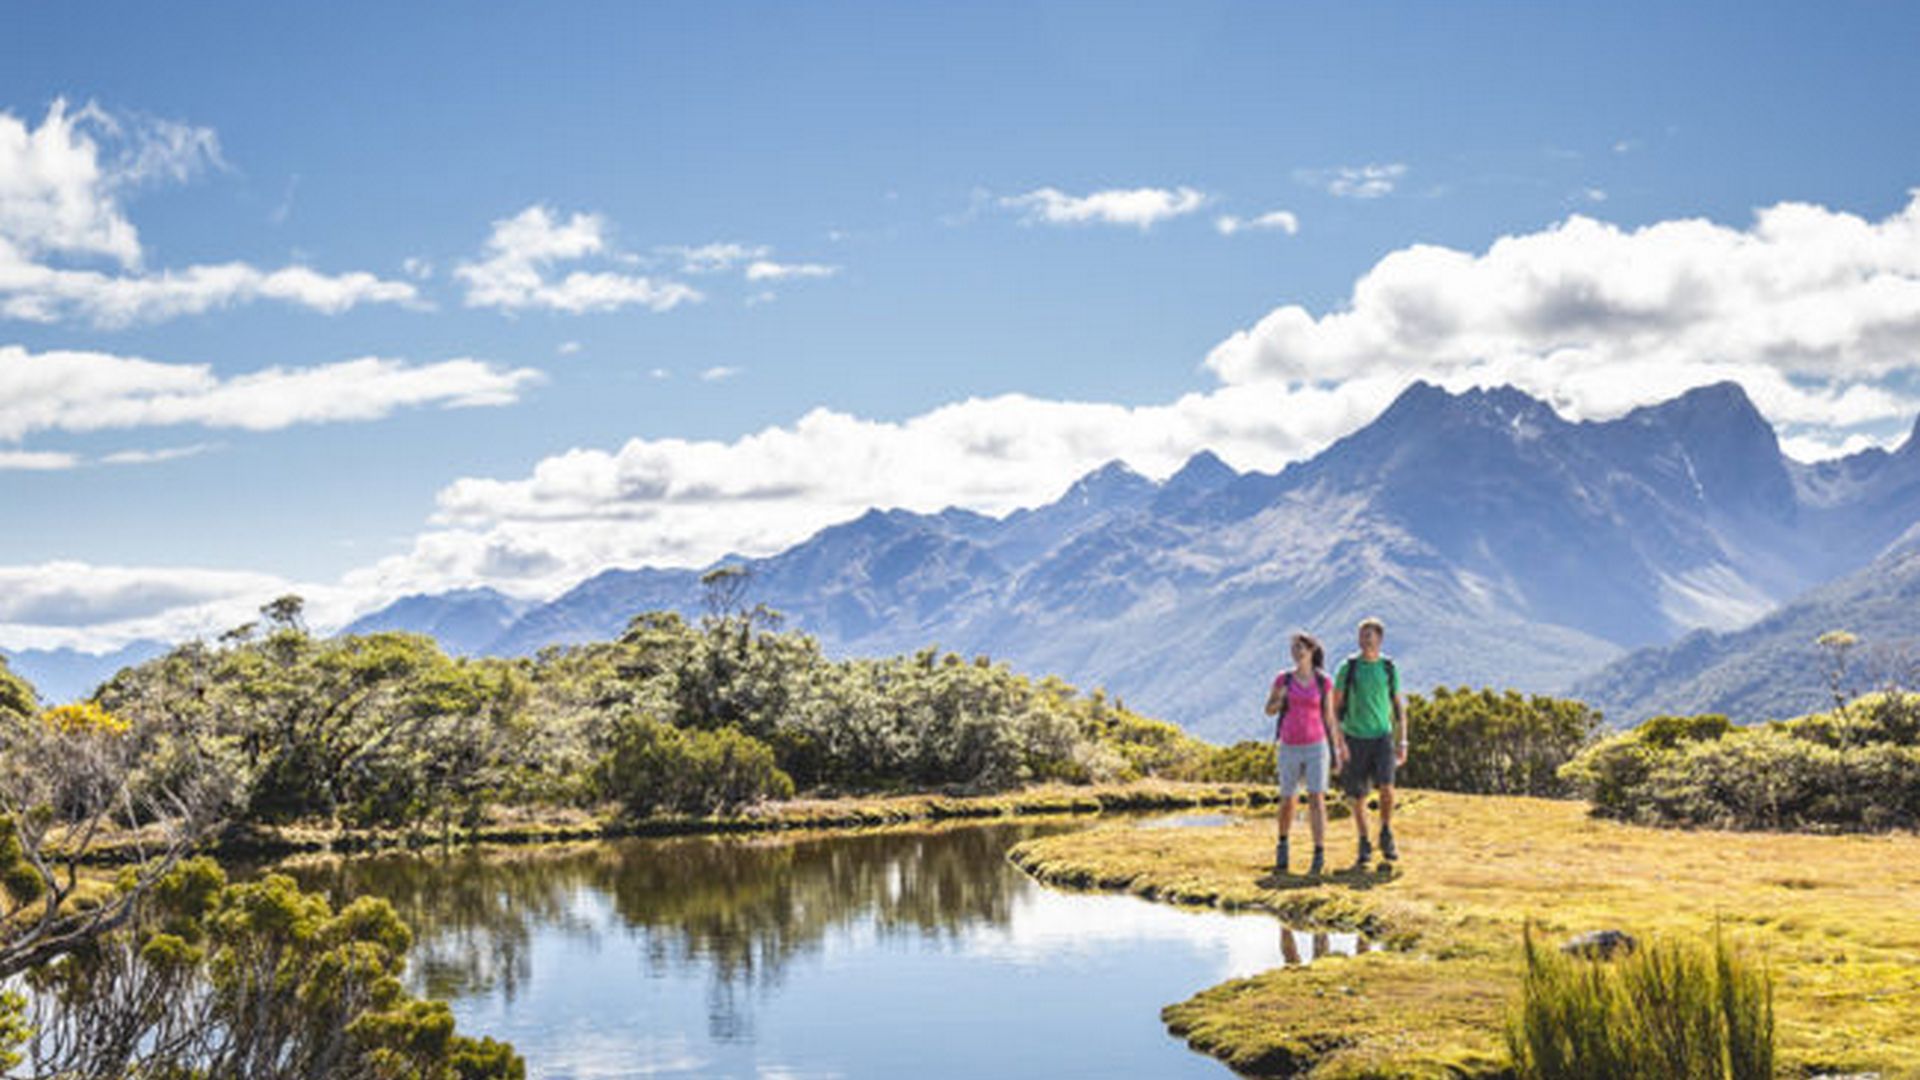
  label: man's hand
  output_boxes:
[1333,740,1349,769]
[1395,741,1408,767]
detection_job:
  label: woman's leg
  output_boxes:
[1307,792,1326,847]
[1278,789,1296,838]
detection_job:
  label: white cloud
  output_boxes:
[0,344,544,441]
[455,205,701,315]
[1215,210,1300,236]
[0,450,77,470]
[0,561,379,652]
[0,100,419,325]
[662,242,769,274]
[556,340,582,356]
[1299,163,1406,199]
[744,259,837,282]
[347,376,1404,596]
[648,367,671,380]
[1580,187,1609,203]
[999,186,1209,229]
[698,365,741,382]
[1204,191,1920,433]
[99,442,220,466]
[401,256,433,280]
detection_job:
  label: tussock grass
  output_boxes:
[1007,790,1920,1077]
[1506,921,1773,1080]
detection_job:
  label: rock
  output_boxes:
[1561,929,1638,960]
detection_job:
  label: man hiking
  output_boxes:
[1330,617,1407,869]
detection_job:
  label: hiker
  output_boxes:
[1330,617,1407,869]
[1265,631,1346,875]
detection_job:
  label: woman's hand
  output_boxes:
[1332,739,1349,769]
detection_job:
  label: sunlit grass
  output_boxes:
[1008,790,1920,1077]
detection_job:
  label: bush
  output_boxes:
[1561,693,1920,831]
[12,857,523,1079]
[1506,922,1772,1080]
[1184,740,1276,785]
[596,714,794,817]
[1403,688,1603,797]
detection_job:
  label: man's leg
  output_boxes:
[1378,784,1398,861]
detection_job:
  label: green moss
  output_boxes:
[1008,790,1920,1078]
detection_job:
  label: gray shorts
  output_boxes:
[1277,741,1330,800]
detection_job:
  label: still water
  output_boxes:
[282,819,1362,1079]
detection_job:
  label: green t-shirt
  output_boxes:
[1335,656,1398,739]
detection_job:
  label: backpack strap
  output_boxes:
[1383,657,1398,699]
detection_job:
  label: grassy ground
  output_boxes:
[1008,790,1920,1078]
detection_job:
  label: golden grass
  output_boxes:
[1008,790,1920,1078]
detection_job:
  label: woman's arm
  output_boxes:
[1264,681,1286,718]
[1322,678,1348,763]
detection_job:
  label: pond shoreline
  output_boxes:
[80,780,1279,863]
[1005,789,1920,1078]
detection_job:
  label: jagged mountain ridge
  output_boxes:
[322,382,1920,738]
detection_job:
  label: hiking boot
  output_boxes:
[1274,837,1290,874]
[1379,827,1399,862]
[1353,838,1372,871]
[1308,846,1325,876]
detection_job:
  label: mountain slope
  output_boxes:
[342,381,1920,741]
[1570,543,1920,725]
[0,640,170,705]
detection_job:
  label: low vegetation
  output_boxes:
[1507,922,1773,1080]
[1562,691,1920,831]
[1008,790,1920,1077]
[1185,688,1603,797]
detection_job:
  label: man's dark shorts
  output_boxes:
[1341,734,1396,798]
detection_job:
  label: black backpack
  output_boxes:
[1336,654,1397,722]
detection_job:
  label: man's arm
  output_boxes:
[1393,691,1409,765]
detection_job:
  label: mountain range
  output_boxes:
[329,380,1920,740]
[9,382,1913,735]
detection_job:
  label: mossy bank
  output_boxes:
[1008,790,1920,1078]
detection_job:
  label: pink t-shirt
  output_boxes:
[1272,671,1330,746]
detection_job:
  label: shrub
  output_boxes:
[1506,922,1772,1080]
[1561,693,1920,831]
[1402,688,1603,797]
[596,713,794,817]
[1184,740,1276,785]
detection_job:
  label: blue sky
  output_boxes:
[4,1,1920,648]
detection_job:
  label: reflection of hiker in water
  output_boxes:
[1330,617,1408,870]
[1265,632,1346,876]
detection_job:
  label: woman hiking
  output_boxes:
[1264,631,1347,875]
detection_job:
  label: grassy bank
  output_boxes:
[1007,790,1920,1078]
[74,780,1276,862]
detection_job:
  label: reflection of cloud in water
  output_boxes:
[529,1029,707,1078]
[962,884,1354,983]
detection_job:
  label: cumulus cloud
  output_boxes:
[1203,191,1920,433]
[1215,210,1300,236]
[455,205,702,314]
[0,99,420,325]
[999,186,1209,229]
[346,377,1406,596]
[0,561,370,652]
[1298,163,1405,199]
[0,344,543,441]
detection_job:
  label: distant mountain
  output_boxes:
[1571,541,1920,725]
[340,587,532,655]
[0,640,170,705]
[338,381,1920,741]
